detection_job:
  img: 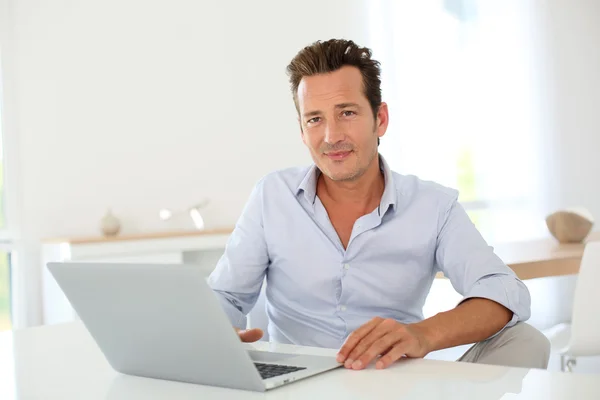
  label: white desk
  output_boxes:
[1,323,599,399]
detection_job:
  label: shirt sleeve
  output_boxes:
[435,198,531,335]
[207,179,270,330]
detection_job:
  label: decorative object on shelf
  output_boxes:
[546,207,594,243]
[159,199,209,230]
[100,208,121,237]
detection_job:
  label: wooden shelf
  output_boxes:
[42,227,235,245]
[43,227,599,279]
[493,232,598,280]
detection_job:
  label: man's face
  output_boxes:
[297,66,388,182]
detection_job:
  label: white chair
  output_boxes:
[544,241,600,372]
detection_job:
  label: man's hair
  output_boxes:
[286,39,382,121]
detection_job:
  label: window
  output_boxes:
[0,252,10,331]
[0,112,10,331]
[0,90,10,331]
[368,0,548,244]
[0,8,15,331]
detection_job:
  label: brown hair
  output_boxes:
[286,39,382,120]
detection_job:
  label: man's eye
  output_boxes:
[307,117,321,124]
[342,110,356,117]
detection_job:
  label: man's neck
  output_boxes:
[317,155,385,212]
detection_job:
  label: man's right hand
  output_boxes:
[235,328,264,342]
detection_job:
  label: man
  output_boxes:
[208,39,550,370]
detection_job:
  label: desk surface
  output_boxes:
[1,323,599,399]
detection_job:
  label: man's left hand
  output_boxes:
[336,317,432,370]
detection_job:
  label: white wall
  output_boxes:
[4,0,370,326]
[3,0,600,328]
[11,0,372,238]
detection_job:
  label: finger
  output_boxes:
[352,330,404,370]
[337,317,383,362]
[238,328,264,342]
[375,342,409,369]
[346,319,398,367]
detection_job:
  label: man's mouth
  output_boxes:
[325,151,352,161]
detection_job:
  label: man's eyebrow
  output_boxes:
[302,110,322,118]
[302,103,361,118]
[335,102,360,109]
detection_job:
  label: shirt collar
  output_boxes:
[297,164,320,206]
[296,154,398,215]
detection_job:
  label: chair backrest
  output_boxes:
[567,240,600,357]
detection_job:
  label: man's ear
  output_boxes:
[376,102,389,141]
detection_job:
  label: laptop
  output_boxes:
[47,262,342,392]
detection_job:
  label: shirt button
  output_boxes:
[338,305,347,312]
[343,263,350,270]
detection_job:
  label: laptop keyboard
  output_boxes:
[254,362,306,379]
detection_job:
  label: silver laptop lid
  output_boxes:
[47,262,265,391]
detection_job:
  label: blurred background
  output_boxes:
[0,0,599,371]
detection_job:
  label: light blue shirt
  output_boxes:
[208,156,531,348]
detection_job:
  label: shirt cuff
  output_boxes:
[214,291,248,330]
[458,276,525,340]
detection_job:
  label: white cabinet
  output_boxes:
[41,229,231,325]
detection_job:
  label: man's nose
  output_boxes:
[324,119,345,144]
